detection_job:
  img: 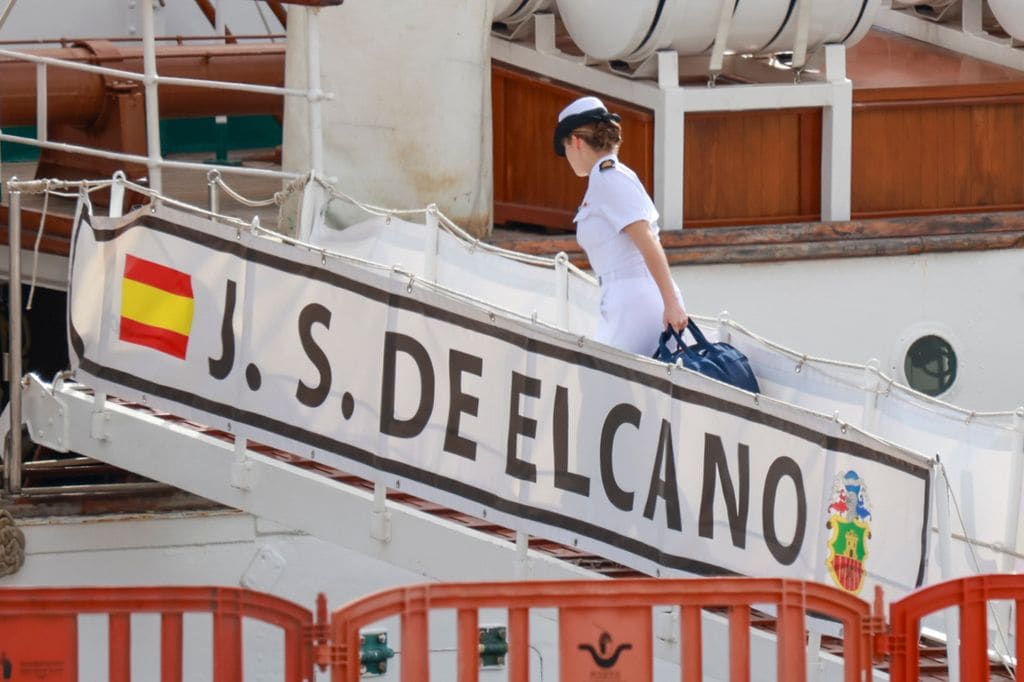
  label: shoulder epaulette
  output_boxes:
[599,158,616,172]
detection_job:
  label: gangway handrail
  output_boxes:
[0,43,312,182]
[0,46,318,99]
[2,0,338,494]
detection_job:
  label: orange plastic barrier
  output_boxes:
[328,577,878,682]
[888,573,1024,682]
[0,586,314,682]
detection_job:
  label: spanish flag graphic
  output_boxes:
[119,255,195,359]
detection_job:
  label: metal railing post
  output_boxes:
[207,169,221,215]
[6,183,22,494]
[305,6,324,176]
[554,252,569,329]
[821,44,852,222]
[35,63,47,143]
[141,0,164,195]
[424,204,439,283]
[862,360,881,434]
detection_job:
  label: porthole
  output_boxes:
[903,335,957,397]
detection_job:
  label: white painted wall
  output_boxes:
[282,0,495,236]
[677,248,1024,412]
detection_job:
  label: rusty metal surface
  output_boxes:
[0,42,286,126]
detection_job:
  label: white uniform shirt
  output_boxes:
[574,154,660,279]
[573,154,681,355]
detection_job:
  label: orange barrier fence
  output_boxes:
[3,574,1024,680]
[328,577,878,682]
[888,574,1024,682]
[0,585,314,682]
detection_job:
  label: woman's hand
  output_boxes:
[664,299,688,333]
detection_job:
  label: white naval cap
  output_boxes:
[553,96,621,157]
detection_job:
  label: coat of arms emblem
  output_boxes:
[825,470,872,594]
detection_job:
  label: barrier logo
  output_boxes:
[578,631,633,669]
[119,254,195,359]
[826,470,872,594]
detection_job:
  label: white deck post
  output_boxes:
[6,184,22,494]
[207,169,221,216]
[35,64,47,143]
[862,360,881,433]
[371,481,392,542]
[425,204,439,283]
[655,82,685,231]
[109,171,126,218]
[554,252,569,329]
[305,6,324,177]
[514,530,531,579]
[821,44,851,222]
[141,0,163,195]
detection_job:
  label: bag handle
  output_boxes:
[654,323,693,360]
[685,319,714,351]
[654,320,715,361]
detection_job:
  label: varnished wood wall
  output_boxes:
[493,63,1024,231]
[853,88,1024,217]
[683,109,822,227]
[492,65,654,229]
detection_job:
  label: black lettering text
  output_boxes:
[698,435,750,548]
[553,385,590,495]
[295,303,332,407]
[643,419,681,531]
[379,332,435,438]
[208,279,237,380]
[600,403,640,512]
[506,372,540,481]
[762,456,807,565]
[444,350,482,460]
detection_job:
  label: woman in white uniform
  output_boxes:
[554,95,688,355]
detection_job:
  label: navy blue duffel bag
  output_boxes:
[654,320,760,393]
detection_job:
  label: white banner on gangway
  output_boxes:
[68,205,932,600]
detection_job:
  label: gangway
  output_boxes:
[7,374,867,680]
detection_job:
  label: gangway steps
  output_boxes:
[9,379,1019,680]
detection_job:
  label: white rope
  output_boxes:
[25,179,50,310]
[322,183,429,218]
[718,316,1018,426]
[940,462,1018,678]
[18,170,1008,435]
[317,177,594,277]
[213,173,304,208]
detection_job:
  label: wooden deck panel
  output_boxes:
[494,28,1024,232]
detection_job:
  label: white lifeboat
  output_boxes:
[989,0,1024,40]
[493,0,553,25]
[553,0,880,63]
